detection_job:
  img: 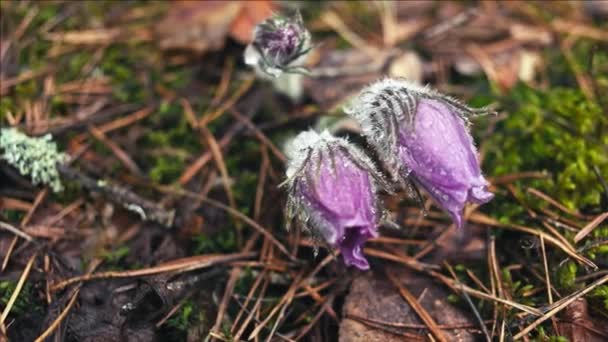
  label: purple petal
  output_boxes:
[398,99,492,228]
[301,150,378,267]
[338,226,377,270]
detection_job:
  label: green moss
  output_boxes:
[485,84,607,211]
[166,300,194,331]
[0,281,42,317]
[192,230,237,255]
[235,266,255,295]
[1,209,24,222]
[101,246,130,264]
[164,299,208,340]
[148,155,185,184]
[556,261,577,290]
[590,285,608,311]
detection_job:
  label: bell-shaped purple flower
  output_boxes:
[284,130,387,270]
[346,78,494,228]
[245,11,311,77]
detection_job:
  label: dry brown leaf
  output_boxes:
[556,298,608,342]
[156,1,243,53]
[156,1,275,53]
[229,0,276,44]
[340,268,479,342]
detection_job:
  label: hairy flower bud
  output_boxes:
[245,11,311,78]
[346,78,494,228]
[283,130,386,270]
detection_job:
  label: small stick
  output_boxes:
[386,269,449,342]
[57,164,175,227]
[33,287,80,342]
[0,253,37,324]
[540,236,553,305]
[574,212,608,243]
[513,275,608,339]
[51,252,254,291]
[0,221,33,242]
[445,264,491,342]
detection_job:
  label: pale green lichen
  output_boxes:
[0,128,67,192]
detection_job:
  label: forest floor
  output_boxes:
[1,1,607,341]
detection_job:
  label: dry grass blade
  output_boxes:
[210,268,241,341]
[154,185,295,260]
[20,189,47,227]
[0,221,33,242]
[294,292,336,341]
[574,211,608,243]
[88,125,142,175]
[489,171,548,184]
[229,108,286,162]
[513,274,608,339]
[74,105,155,142]
[247,272,304,340]
[526,188,587,219]
[0,253,37,324]
[540,236,553,305]
[364,247,432,272]
[386,269,449,342]
[199,75,255,127]
[231,269,267,333]
[429,270,542,316]
[33,287,80,342]
[50,252,254,291]
[1,237,19,272]
[233,276,270,341]
[469,213,596,268]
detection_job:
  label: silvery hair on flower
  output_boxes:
[345,78,494,184]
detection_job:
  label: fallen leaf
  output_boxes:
[229,1,276,44]
[556,298,608,342]
[340,268,480,342]
[156,1,275,54]
[156,1,243,53]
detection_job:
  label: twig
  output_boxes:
[33,287,80,342]
[199,76,255,127]
[57,164,175,227]
[513,275,608,339]
[233,275,270,341]
[469,213,596,268]
[209,268,240,342]
[574,212,608,243]
[294,292,335,341]
[229,108,286,162]
[231,269,267,334]
[247,272,304,340]
[526,188,587,219]
[0,253,37,324]
[50,252,254,291]
[445,264,491,342]
[87,125,142,175]
[153,185,295,260]
[386,269,449,342]
[1,237,19,272]
[20,189,47,227]
[540,236,553,305]
[0,221,33,242]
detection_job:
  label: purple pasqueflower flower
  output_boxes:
[244,11,311,77]
[346,78,494,228]
[283,130,388,270]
